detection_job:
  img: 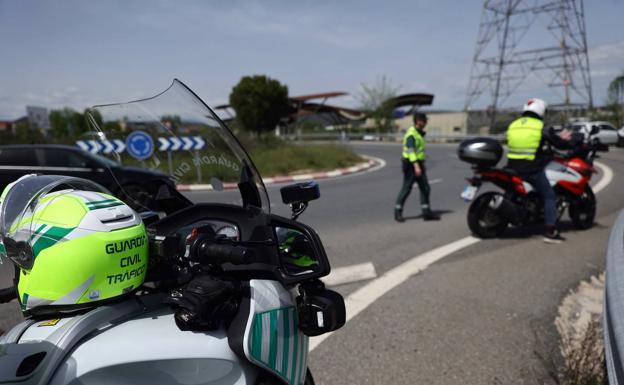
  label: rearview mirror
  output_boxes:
[270,215,330,284]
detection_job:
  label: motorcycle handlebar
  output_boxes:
[197,242,258,265]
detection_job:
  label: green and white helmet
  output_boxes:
[0,174,148,315]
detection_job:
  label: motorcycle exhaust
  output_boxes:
[489,195,525,224]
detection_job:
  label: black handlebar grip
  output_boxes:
[198,242,257,265]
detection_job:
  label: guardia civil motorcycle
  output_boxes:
[0,80,345,385]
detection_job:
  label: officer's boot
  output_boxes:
[422,207,440,221]
[394,206,405,222]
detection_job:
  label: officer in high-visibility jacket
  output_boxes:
[506,98,571,243]
[394,112,440,222]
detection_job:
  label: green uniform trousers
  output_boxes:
[395,158,431,211]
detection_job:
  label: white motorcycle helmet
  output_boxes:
[522,98,547,119]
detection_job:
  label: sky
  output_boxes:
[0,0,623,120]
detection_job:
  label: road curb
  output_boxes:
[176,156,379,192]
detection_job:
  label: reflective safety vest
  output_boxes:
[402,126,425,162]
[506,116,544,160]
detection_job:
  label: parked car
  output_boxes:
[618,125,624,147]
[0,145,187,211]
[568,121,620,145]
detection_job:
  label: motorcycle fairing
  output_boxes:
[229,279,309,385]
[545,161,583,186]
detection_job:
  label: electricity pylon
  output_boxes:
[465,0,593,129]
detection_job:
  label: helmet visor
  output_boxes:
[0,175,109,269]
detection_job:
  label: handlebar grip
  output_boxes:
[198,242,257,265]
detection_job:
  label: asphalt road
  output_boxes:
[187,142,624,384]
[1,142,623,385]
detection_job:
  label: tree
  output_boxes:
[356,75,401,133]
[48,107,92,141]
[14,120,44,144]
[49,108,77,139]
[229,75,290,136]
[607,72,624,128]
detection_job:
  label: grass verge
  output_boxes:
[117,137,364,184]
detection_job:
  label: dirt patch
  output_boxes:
[554,273,606,384]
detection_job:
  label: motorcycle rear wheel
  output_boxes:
[467,192,509,238]
[568,185,596,230]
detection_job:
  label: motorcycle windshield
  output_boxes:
[84,79,270,214]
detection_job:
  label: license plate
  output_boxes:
[461,185,479,201]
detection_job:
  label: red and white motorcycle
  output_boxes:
[458,136,608,238]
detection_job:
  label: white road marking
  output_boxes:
[360,155,386,174]
[593,161,612,194]
[310,161,615,352]
[310,236,480,351]
[322,262,377,287]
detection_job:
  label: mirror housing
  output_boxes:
[280,181,320,205]
[297,281,346,336]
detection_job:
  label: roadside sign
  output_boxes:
[76,140,102,154]
[126,131,154,160]
[158,136,206,151]
[76,135,204,156]
[101,139,126,154]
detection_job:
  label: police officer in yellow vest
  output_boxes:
[507,98,570,243]
[394,112,440,222]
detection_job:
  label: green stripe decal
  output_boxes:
[281,308,291,377]
[21,293,29,311]
[87,202,124,210]
[268,310,278,369]
[249,307,306,385]
[85,199,117,206]
[251,314,263,360]
[32,226,75,256]
[30,224,47,241]
[291,322,299,385]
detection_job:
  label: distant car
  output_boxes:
[362,134,380,141]
[568,121,620,145]
[0,145,177,209]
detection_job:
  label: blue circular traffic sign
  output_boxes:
[126,131,154,161]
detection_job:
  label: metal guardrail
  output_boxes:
[605,209,624,384]
[283,133,506,143]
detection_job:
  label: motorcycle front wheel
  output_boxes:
[568,185,596,230]
[467,192,509,238]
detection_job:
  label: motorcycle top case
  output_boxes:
[457,137,503,167]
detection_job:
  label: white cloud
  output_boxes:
[132,2,387,50]
[589,40,624,79]
[0,86,93,119]
[590,41,624,63]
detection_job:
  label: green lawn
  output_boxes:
[116,139,363,184]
